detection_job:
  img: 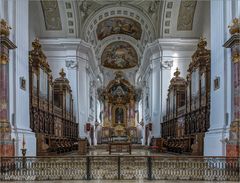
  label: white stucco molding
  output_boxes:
[96,34,143,63]
[82,4,156,43]
[136,38,199,84]
[40,38,103,83]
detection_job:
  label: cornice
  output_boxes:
[40,38,102,83]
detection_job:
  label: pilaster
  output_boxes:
[151,58,161,137]
[224,18,240,158]
[0,19,16,157]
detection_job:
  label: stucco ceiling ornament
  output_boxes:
[177,0,197,31]
[41,0,62,30]
[228,18,240,35]
[80,0,91,19]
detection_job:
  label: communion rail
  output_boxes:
[0,156,239,181]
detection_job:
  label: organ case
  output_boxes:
[161,38,211,155]
[29,39,78,155]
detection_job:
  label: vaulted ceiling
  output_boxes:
[29,0,210,86]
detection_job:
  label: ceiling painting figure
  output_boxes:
[101,41,138,69]
[96,17,142,40]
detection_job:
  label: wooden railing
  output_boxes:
[0,156,239,181]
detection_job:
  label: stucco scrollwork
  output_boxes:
[177,0,197,31]
[41,0,62,30]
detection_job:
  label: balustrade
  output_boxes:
[0,156,239,181]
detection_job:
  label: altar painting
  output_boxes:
[112,106,127,126]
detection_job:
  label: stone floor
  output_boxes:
[70,144,179,156]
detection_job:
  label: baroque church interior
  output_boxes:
[0,0,239,182]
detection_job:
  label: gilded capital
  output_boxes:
[228,18,240,35]
[0,19,11,37]
[0,54,9,64]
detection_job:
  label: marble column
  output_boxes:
[224,18,240,157]
[0,19,16,157]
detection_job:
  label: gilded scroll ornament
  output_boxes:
[0,100,7,110]
[0,19,11,37]
[29,38,51,71]
[228,18,240,35]
[229,120,240,142]
[0,54,8,64]
[232,52,240,63]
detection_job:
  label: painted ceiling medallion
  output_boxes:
[101,41,138,69]
[96,17,142,40]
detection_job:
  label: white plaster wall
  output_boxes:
[201,1,211,48]
[29,1,40,49]
[1,0,37,156]
[77,58,89,138]
[151,58,161,138]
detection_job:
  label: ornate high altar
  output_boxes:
[99,71,139,143]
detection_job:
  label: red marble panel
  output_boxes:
[0,142,14,157]
[0,64,9,121]
[233,62,240,120]
[226,144,239,158]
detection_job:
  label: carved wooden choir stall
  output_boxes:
[29,39,78,156]
[161,38,211,155]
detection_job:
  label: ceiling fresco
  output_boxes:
[101,41,138,69]
[96,17,142,40]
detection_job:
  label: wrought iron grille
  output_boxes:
[0,156,239,181]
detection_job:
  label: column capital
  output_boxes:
[224,34,240,64]
[0,19,11,37]
[65,60,78,70]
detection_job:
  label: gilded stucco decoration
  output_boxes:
[96,17,142,40]
[41,0,62,30]
[177,0,197,31]
[101,41,138,69]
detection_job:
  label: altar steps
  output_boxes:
[92,144,145,150]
